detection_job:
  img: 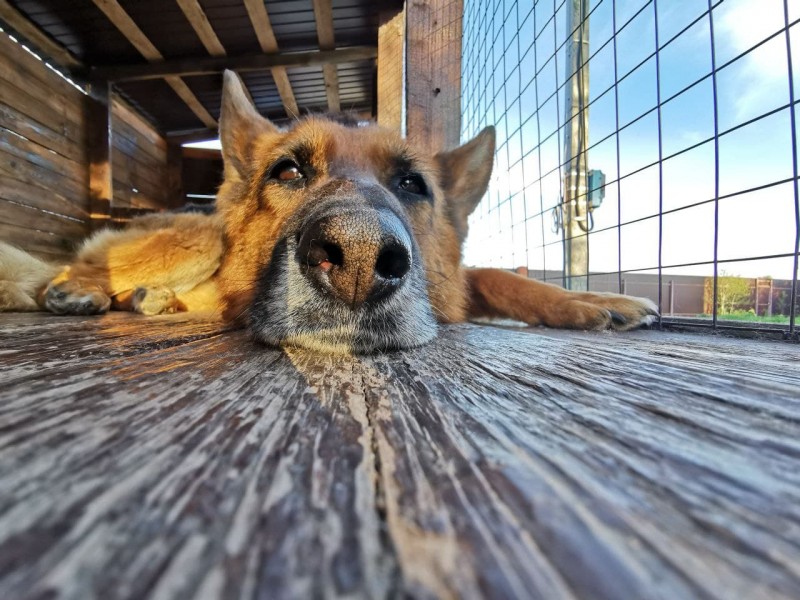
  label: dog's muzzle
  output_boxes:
[296,208,412,308]
[249,182,437,354]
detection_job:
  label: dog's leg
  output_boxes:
[466,268,658,330]
[43,215,223,316]
[0,281,43,311]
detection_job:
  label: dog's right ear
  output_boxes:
[220,70,279,181]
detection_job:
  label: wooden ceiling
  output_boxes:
[1,0,399,137]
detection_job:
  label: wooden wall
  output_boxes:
[111,101,173,211]
[0,30,175,261]
[0,31,89,261]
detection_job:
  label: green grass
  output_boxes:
[696,311,791,324]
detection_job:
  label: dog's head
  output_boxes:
[215,71,494,353]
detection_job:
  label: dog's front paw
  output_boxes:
[132,286,183,315]
[44,279,111,315]
[574,293,659,331]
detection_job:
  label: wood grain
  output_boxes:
[377,8,405,132]
[406,0,464,154]
[1,315,798,598]
[0,0,81,68]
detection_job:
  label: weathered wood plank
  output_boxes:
[112,99,168,154]
[406,0,464,154]
[0,102,81,160]
[0,317,798,599]
[0,222,76,259]
[0,198,88,239]
[377,8,405,132]
[0,135,86,201]
[0,171,89,222]
[0,0,81,68]
[0,315,394,599]
[0,30,85,105]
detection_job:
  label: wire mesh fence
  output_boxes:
[460,0,799,338]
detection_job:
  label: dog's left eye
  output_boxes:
[269,159,305,182]
[396,174,427,196]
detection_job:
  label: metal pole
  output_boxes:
[563,0,590,291]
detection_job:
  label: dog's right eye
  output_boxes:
[269,159,305,182]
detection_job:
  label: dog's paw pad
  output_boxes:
[44,281,110,315]
[132,286,181,315]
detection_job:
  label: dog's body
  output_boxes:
[0,71,657,353]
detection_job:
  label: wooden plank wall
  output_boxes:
[0,31,89,261]
[0,30,175,260]
[111,100,173,211]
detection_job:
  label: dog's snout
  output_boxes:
[296,209,412,308]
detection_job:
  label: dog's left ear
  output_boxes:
[434,126,495,238]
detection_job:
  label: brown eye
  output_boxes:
[397,174,427,196]
[269,159,304,182]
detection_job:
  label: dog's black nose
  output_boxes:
[296,209,413,308]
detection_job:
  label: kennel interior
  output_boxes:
[1,0,799,598]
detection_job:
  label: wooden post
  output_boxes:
[405,0,463,154]
[754,278,760,316]
[562,0,590,291]
[377,7,405,134]
[87,81,112,230]
[166,142,184,208]
[669,280,674,316]
[768,279,774,317]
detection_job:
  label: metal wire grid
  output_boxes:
[460,0,800,338]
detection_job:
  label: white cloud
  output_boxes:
[716,0,797,121]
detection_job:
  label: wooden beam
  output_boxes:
[175,0,226,57]
[405,0,463,154]
[91,0,217,129]
[91,46,378,82]
[166,142,184,208]
[166,128,218,144]
[243,0,299,119]
[182,146,222,161]
[0,0,81,68]
[311,0,340,111]
[174,0,258,107]
[377,8,405,132]
[87,81,113,229]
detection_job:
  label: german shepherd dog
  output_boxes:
[0,71,657,353]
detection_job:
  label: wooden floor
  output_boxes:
[1,313,799,599]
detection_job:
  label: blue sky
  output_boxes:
[461,0,800,280]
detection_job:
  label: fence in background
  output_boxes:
[460,0,799,338]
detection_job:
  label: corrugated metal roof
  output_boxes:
[7,0,394,134]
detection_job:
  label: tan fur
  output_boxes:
[1,69,657,348]
[0,242,61,311]
[42,213,224,315]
